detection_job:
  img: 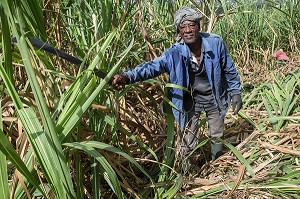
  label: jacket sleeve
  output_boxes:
[219,40,242,96]
[122,52,170,84]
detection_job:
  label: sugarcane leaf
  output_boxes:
[220,139,255,176]
[58,33,134,142]
[162,175,184,199]
[0,129,45,196]
[64,141,153,182]
[63,142,125,199]
[18,108,75,198]
[100,112,158,161]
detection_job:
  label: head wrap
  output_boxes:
[174,6,202,28]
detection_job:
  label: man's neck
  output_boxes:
[187,36,202,56]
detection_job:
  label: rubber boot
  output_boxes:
[211,142,223,160]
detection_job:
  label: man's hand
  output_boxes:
[110,74,129,90]
[232,94,243,115]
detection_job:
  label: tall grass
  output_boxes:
[213,0,300,64]
[0,0,299,198]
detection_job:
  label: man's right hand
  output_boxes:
[110,74,129,90]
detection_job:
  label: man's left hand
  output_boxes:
[232,94,243,115]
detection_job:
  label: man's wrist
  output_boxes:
[122,73,130,84]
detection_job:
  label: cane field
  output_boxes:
[0,0,299,198]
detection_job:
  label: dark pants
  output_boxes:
[179,108,225,161]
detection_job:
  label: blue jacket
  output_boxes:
[123,32,242,129]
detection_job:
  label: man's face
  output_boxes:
[178,20,200,44]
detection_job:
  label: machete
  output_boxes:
[1,37,107,78]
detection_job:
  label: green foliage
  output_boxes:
[242,68,300,132]
[0,101,12,199]
[0,0,299,198]
[261,70,299,132]
[213,0,300,60]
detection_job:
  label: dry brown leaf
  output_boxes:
[260,141,300,156]
[177,182,225,196]
[193,177,220,186]
[224,165,246,199]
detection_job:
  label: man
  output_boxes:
[110,6,242,171]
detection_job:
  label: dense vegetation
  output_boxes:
[0,0,299,198]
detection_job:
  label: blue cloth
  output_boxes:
[123,32,242,130]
